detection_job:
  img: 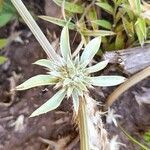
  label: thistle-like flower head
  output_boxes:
[16,26,126,117]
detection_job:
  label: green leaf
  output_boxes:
[116,0,124,6]
[16,75,57,90]
[122,4,134,20]
[86,60,109,73]
[72,90,79,113]
[30,89,66,117]
[90,76,126,87]
[39,16,76,30]
[144,131,150,143]
[81,30,115,37]
[136,18,147,39]
[96,2,114,15]
[33,59,57,70]
[128,0,141,15]
[0,56,7,64]
[0,13,14,27]
[0,39,8,49]
[122,17,134,37]
[135,18,147,46]
[60,26,71,61]
[92,20,112,30]
[80,36,101,67]
[115,32,125,50]
[53,0,84,13]
[3,0,16,14]
[86,7,98,30]
[115,8,126,25]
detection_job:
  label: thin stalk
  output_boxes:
[78,0,96,23]
[11,0,60,61]
[118,124,149,150]
[106,66,150,107]
[78,97,90,150]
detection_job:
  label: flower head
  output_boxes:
[16,26,126,117]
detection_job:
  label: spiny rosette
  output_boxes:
[16,26,126,117]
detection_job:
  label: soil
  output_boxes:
[0,1,149,150]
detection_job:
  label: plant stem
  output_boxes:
[118,124,149,150]
[11,0,60,61]
[78,97,90,150]
[106,66,150,108]
[78,0,96,23]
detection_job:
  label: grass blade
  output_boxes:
[39,16,76,30]
[106,66,150,107]
[53,0,84,14]
[11,0,59,61]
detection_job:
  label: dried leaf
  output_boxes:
[81,30,115,37]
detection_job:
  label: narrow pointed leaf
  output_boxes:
[72,90,79,113]
[115,32,125,50]
[92,20,112,30]
[60,26,71,61]
[80,36,101,67]
[136,18,147,38]
[53,0,84,13]
[39,16,76,30]
[11,0,59,61]
[67,56,75,71]
[86,60,109,73]
[30,89,66,117]
[81,30,115,37]
[86,7,98,30]
[67,86,74,98]
[16,75,57,90]
[128,0,141,15]
[33,59,56,70]
[49,71,62,77]
[122,17,134,37]
[90,76,126,87]
[96,2,114,15]
[135,18,147,46]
